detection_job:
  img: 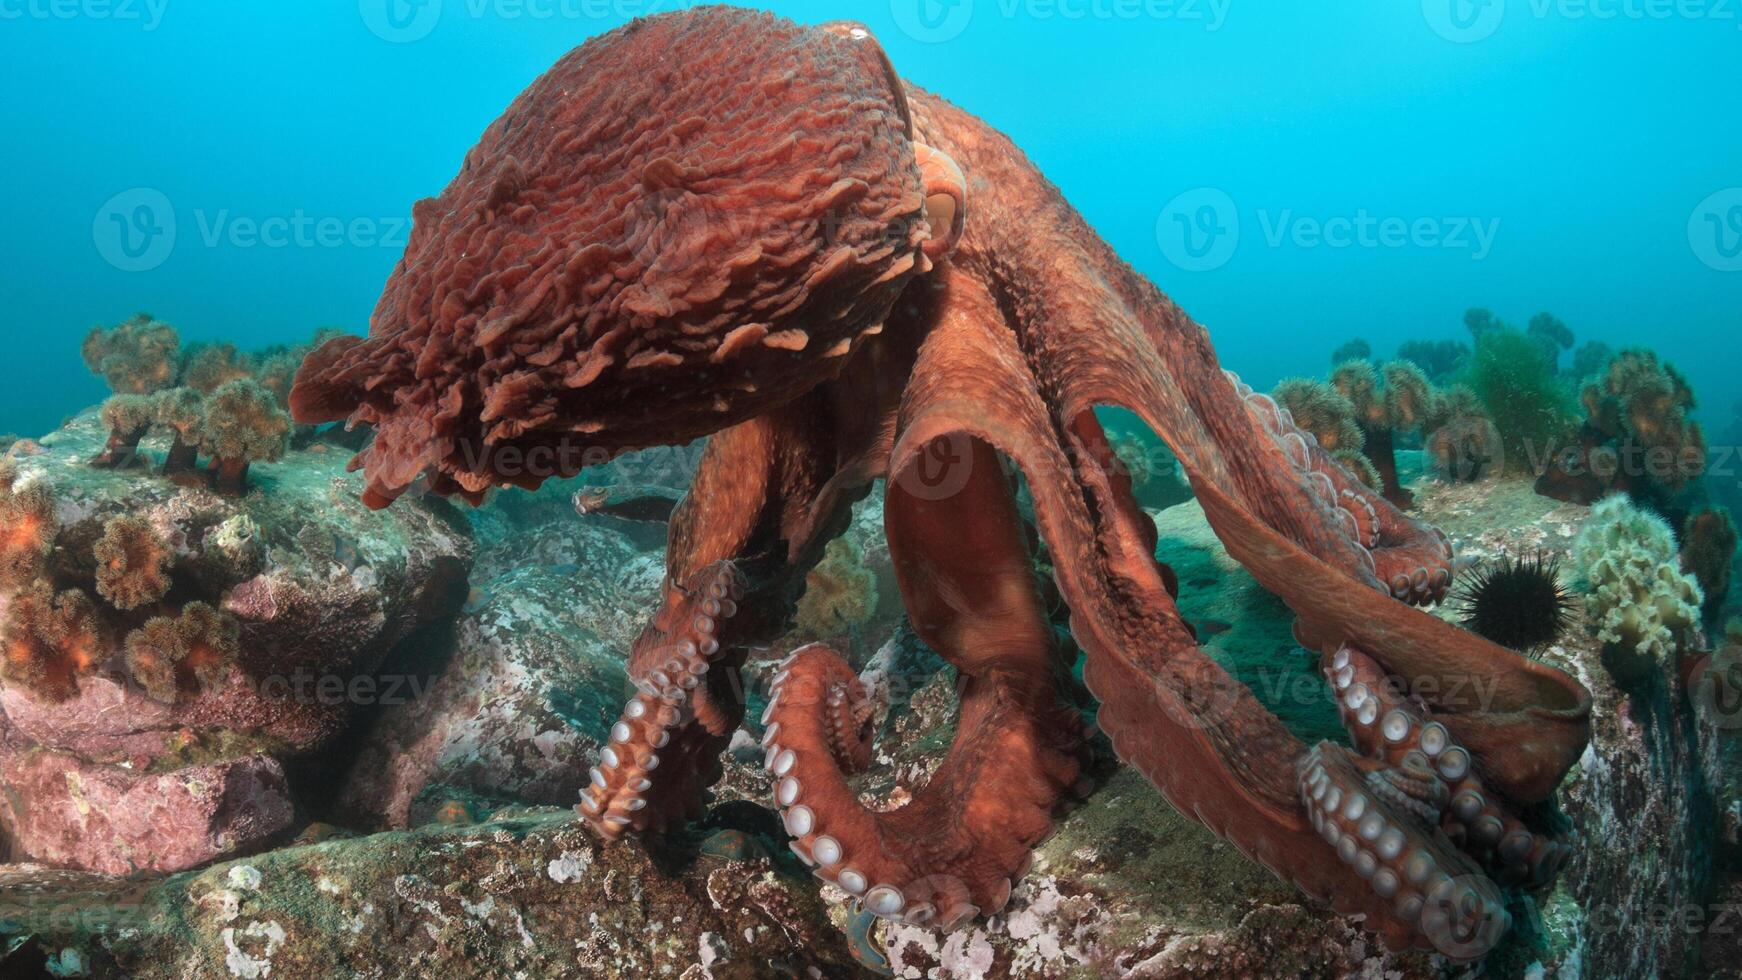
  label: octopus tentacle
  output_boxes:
[580,561,748,838]
[763,645,1075,927]
[763,434,1082,927]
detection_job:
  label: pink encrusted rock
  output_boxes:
[0,737,292,875]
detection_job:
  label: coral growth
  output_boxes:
[793,536,878,641]
[1454,552,1576,654]
[153,387,205,477]
[1270,378,1379,488]
[1395,339,1469,384]
[91,394,156,470]
[1465,327,1577,480]
[1681,507,1737,620]
[81,314,181,395]
[1423,386,1500,483]
[1537,349,1706,508]
[93,515,173,611]
[1572,495,1703,690]
[1329,359,1436,507]
[199,379,291,496]
[0,463,57,592]
[1,585,105,702]
[123,602,239,703]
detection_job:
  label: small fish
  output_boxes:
[1196,619,1234,638]
[572,485,684,524]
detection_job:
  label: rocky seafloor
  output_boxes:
[0,418,1736,980]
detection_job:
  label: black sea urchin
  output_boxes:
[1455,551,1578,654]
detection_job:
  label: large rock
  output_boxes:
[0,716,291,876]
[0,809,867,978]
[0,410,473,874]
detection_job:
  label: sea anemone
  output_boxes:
[1395,339,1470,384]
[794,536,879,641]
[1,585,105,702]
[81,314,181,395]
[1454,552,1577,654]
[1527,312,1575,371]
[123,601,239,702]
[91,394,157,470]
[93,515,173,611]
[0,464,57,592]
[153,387,206,477]
[179,342,257,395]
[1539,348,1704,507]
[200,378,292,496]
[1424,386,1501,483]
[1272,379,1366,454]
[1331,338,1371,365]
[1330,359,1441,508]
[1682,507,1738,620]
[1573,495,1704,690]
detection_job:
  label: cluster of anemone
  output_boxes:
[123,601,239,704]
[1537,348,1706,509]
[80,316,324,496]
[1527,313,1575,371]
[1,585,105,703]
[81,314,181,396]
[1572,495,1704,691]
[1330,359,1438,509]
[1395,339,1469,384]
[1681,507,1738,622]
[93,516,173,611]
[1270,378,1381,489]
[0,462,58,592]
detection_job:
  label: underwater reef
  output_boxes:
[3,12,1739,980]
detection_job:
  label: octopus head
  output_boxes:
[290,10,964,507]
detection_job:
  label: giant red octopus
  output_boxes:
[291,7,1592,962]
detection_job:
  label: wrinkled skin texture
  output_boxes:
[293,8,1591,963]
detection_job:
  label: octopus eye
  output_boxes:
[914,143,967,261]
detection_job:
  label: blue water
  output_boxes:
[2,1,1738,441]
